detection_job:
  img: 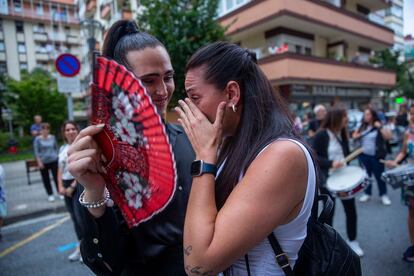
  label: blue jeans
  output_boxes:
[359,154,387,196]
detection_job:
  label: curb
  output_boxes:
[4,205,67,226]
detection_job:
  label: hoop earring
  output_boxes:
[232,104,237,113]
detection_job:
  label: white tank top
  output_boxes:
[219,139,316,275]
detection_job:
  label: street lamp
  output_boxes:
[81,19,103,56]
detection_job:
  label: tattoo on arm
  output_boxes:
[185,265,214,276]
[184,245,193,256]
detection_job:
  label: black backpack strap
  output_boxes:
[267,233,294,276]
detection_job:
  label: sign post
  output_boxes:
[55,53,81,120]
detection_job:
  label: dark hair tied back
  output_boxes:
[244,48,258,64]
[102,20,165,68]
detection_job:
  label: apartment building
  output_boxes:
[0,0,81,81]
[217,0,396,110]
[384,0,404,51]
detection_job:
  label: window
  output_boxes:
[389,22,403,36]
[0,41,4,52]
[0,19,3,31]
[64,26,70,35]
[218,0,249,16]
[36,3,44,15]
[387,4,403,18]
[295,45,302,54]
[0,62,7,75]
[305,47,312,56]
[15,21,24,33]
[19,62,28,71]
[53,24,59,33]
[356,4,370,17]
[13,0,22,13]
[36,43,47,53]
[17,42,26,53]
[34,23,45,33]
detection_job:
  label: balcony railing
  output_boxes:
[5,8,79,24]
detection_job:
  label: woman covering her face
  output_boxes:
[176,42,316,275]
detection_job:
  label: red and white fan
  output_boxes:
[91,54,176,228]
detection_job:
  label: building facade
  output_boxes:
[0,0,81,81]
[217,0,396,113]
[384,0,404,52]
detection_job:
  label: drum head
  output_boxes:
[327,166,366,192]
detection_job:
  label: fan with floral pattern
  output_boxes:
[91,54,176,228]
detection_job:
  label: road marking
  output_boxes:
[3,213,68,231]
[0,215,70,258]
[57,242,78,253]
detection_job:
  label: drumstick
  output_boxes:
[343,148,363,163]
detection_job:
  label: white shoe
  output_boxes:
[381,195,392,206]
[348,240,364,257]
[48,195,55,202]
[359,194,370,202]
[68,248,81,262]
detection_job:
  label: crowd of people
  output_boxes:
[4,19,412,274]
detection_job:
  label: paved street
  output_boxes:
[0,213,92,276]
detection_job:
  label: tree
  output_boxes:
[370,49,414,99]
[6,69,67,135]
[137,0,227,107]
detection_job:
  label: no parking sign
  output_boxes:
[55,54,81,93]
[55,54,81,77]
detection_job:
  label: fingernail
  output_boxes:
[101,154,107,162]
[96,123,105,128]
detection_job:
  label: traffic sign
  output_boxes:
[55,53,81,77]
[57,76,81,93]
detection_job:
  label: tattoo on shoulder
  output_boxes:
[185,265,214,276]
[184,245,193,256]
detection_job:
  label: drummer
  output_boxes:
[385,104,414,262]
[312,107,364,257]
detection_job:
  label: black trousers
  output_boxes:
[40,160,58,196]
[63,179,83,240]
[320,187,357,241]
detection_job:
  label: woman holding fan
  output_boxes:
[68,20,194,275]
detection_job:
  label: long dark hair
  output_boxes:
[320,107,349,143]
[102,20,165,66]
[186,42,299,208]
[358,108,380,132]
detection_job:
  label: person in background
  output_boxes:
[30,115,42,138]
[352,108,392,205]
[385,105,414,262]
[34,122,59,202]
[0,165,6,242]
[67,20,194,275]
[58,121,83,262]
[308,104,326,138]
[312,108,364,257]
[396,105,409,128]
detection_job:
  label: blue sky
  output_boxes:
[404,0,414,36]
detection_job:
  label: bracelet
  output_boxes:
[79,188,114,208]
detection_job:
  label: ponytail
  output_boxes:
[102,20,164,67]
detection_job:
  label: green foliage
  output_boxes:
[370,49,414,99]
[6,68,67,135]
[137,0,227,107]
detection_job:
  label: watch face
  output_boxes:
[191,160,202,176]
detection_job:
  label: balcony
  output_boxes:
[0,52,6,61]
[66,34,80,45]
[3,8,80,25]
[258,53,395,88]
[33,32,48,42]
[35,52,50,61]
[219,0,394,50]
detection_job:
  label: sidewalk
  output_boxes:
[1,161,66,225]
